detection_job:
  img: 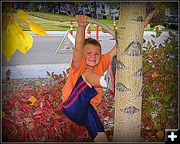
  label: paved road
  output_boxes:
[2,31,177,79]
[2,32,115,66]
[2,31,175,66]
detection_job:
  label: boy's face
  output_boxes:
[83,44,101,67]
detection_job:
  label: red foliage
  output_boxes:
[2,72,114,142]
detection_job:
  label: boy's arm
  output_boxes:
[72,15,89,68]
[82,69,107,88]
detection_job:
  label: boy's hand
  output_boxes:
[76,15,89,28]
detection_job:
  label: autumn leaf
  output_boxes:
[16,10,29,21]
[33,110,43,115]
[40,118,49,125]
[2,22,26,62]
[6,69,11,77]
[28,96,37,105]
[46,71,51,76]
[40,136,46,142]
[27,122,34,130]
[156,106,163,112]
[53,113,61,120]
[156,130,164,140]
[26,21,54,39]
[12,16,23,32]
[17,32,33,54]
[2,33,17,62]
[149,55,153,58]
[152,72,158,77]
[44,100,51,107]
[1,111,5,118]
[2,10,52,63]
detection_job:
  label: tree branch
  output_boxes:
[29,12,115,38]
[144,8,159,28]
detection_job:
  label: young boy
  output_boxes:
[61,15,116,142]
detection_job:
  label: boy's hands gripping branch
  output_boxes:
[76,15,89,28]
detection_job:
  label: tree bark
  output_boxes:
[113,2,146,142]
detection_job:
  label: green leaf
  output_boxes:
[154,116,159,122]
[169,31,174,37]
[162,103,168,108]
[36,88,42,92]
[163,96,170,102]
[155,27,159,33]
[159,44,164,50]
[151,34,156,38]
[151,40,155,45]
[155,123,161,131]
[143,38,146,43]
[147,41,152,48]
[146,113,151,118]
[156,31,162,38]
[145,94,149,98]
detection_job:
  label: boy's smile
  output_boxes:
[83,44,101,68]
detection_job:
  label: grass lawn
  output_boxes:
[17,12,115,31]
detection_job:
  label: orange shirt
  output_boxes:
[62,52,111,109]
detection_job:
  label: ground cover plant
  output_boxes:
[2,69,114,142]
[2,29,178,142]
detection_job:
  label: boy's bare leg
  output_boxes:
[94,132,109,142]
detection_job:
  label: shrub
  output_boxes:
[141,28,178,141]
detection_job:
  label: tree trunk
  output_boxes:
[113,2,146,142]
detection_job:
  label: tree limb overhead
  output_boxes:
[30,12,115,38]
[144,7,159,28]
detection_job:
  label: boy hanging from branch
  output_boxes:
[61,15,116,142]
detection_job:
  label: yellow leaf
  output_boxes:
[16,10,29,21]
[152,72,158,78]
[26,21,54,39]
[28,96,37,105]
[9,22,21,35]
[2,22,33,62]
[53,113,61,120]
[149,55,152,58]
[1,111,5,118]
[2,32,18,62]
[40,136,46,142]
[27,21,48,36]
[18,32,33,54]
[12,17,23,31]
[157,106,163,112]
[156,131,164,140]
